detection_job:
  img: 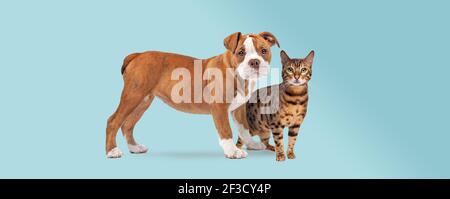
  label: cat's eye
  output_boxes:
[301,68,307,73]
[238,50,245,56]
[286,67,294,74]
[261,49,267,55]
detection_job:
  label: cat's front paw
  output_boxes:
[247,142,266,150]
[276,153,286,161]
[287,150,296,159]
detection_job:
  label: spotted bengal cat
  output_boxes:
[232,50,314,161]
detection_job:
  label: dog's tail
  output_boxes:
[121,53,141,74]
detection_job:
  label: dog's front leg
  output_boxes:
[211,105,248,159]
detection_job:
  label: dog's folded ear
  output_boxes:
[224,32,242,53]
[259,32,280,48]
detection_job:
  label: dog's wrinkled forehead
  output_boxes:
[237,34,271,54]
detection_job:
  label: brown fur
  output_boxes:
[106,32,279,157]
[121,53,142,74]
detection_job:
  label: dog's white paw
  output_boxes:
[246,142,266,150]
[224,148,248,159]
[106,147,123,158]
[220,138,248,159]
[128,144,148,154]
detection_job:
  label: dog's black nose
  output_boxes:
[249,59,260,69]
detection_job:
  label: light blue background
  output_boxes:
[0,0,449,178]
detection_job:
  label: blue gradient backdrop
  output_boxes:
[0,0,449,178]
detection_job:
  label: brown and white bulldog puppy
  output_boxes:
[106,32,280,159]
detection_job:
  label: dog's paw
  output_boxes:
[224,148,248,159]
[128,144,148,154]
[220,139,248,159]
[246,142,266,150]
[106,147,123,158]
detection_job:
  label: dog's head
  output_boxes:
[224,32,280,80]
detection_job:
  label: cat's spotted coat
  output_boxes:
[232,50,314,161]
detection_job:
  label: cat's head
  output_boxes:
[280,50,315,86]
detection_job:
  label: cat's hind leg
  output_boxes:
[259,131,275,152]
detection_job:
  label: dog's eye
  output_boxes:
[301,68,307,73]
[238,50,245,56]
[261,49,267,55]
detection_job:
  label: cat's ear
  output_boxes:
[304,50,315,66]
[259,32,280,47]
[280,50,290,66]
[224,32,242,53]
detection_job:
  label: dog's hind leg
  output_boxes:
[106,84,147,158]
[121,94,154,154]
